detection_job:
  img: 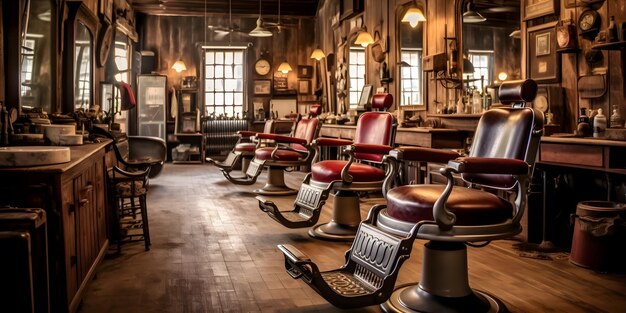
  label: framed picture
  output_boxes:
[535,32,551,56]
[528,22,560,83]
[274,77,288,90]
[357,84,373,110]
[99,0,113,23]
[523,0,558,21]
[254,79,271,95]
[564,0,577,8]
[297,65,314,78]
[298,80,311,94]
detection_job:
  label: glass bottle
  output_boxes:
[610,105,623,128]
[577,108,591,137]
[607,16,617,42]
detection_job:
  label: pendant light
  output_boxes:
[310,48,326,61]
[401,1,426,28]
[277,61,293,74]
[354,30,374,47]
[249,0,273,37]
[463,0,486,23]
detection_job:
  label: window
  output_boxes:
[348,46,366,109]
[467,50,493,92]
[20,39,35,100]
[400,48,423,105]
[75,43,91,109]
[111,34,131,132]
[203,48,246,118]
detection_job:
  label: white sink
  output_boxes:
[0,146,71,167]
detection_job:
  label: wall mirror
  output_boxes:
[63,2,97,113]
[19,0,54,113]
[397,0,425,109]
[459,0,521,96]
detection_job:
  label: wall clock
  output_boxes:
[578,9,600,36]
[97,23,113,67]
[254,58,271,76]
[556,20,578,52]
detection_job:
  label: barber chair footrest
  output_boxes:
[257,182,328,228]
[207,151,240,171]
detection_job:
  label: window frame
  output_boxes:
[200,46,248,118]
[399,48,424,106]
[348,45,366,110]
[466,50,494,92]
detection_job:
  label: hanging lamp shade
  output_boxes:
[277,61,293,74]
[354,31,374,47]
[249,18,273,37]
[463,58,475,74]
[172,59,187,72]
[401,7,426,28]
[310,48,326,61]
[463,1,486,23]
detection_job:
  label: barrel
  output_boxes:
[570,201,626,272]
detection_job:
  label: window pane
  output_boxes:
[203,48,247,115]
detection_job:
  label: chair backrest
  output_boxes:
[464,80,543,189]
[354,111,395,163]
[291,106,322,152]
[262,119,275,134]
[371,94,393,112]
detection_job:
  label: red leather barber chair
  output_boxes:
[258,94,396,241]
[223,105,321,195]
[207,119,276,178]
[276,80,543,311]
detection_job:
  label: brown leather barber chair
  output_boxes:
[258,94,396,241]
[276,80,543,311]
[223,105,322,195]
[206,119,276,178]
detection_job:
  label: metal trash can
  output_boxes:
[0,208,49,313]
[570,201,626,272]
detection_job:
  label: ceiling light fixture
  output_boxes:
[310,48,326,61]
[401,6,426,28]
[463,0,486,23]
[249,0,273,37]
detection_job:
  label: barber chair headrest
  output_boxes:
[371,93,393,111]
[115,82,136,111]
[498,79,537,105]
[309,104,322,117]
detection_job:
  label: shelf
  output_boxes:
[556,47,581,53]
[591,41,626,50]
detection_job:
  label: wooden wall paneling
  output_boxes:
[607,0,625,127]
[0,3,4,101]
[559,2,578,133]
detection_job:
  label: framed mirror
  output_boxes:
[397,0,426,110]
[63,2,97,113]
[458,0,521,99]
[19,0,55,114]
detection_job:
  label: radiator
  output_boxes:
[202,119,248,156]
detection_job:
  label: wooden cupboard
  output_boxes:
[0,141,110,313]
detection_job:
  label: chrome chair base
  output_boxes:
[381,286,506,313]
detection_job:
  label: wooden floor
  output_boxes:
[79,164,626,313]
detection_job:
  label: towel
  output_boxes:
[170,88,178,119]
[115,82,136,111]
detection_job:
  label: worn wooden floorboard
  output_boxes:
[79,164,626,313]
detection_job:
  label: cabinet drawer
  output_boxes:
[540,143,605,168]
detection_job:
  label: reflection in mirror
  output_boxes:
[75,22,92,109]
[398,2,424,107]
[461,0,521,94]
[348,44,366,111]
[20,0,52,113]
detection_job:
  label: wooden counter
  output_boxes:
[539,136,626,175]
[320,124,465,148]
[0,141,111,313]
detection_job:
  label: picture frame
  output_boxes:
[523,0,558,21]
[298,80,311,94]
[253,79,271,95]
[297,65,314,78]
[564,0,577,8]
[274,77,288,90]
[99,0,113,23]
[357,84,373,110]
[528,22,560,83]
[535,32,551,56]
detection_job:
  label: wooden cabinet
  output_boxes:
[0,142,110,313]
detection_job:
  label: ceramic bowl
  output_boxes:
[43,124,76,145]
[59,134,83,146]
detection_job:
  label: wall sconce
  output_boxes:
[401,6,426,28]
[354,30,375,47]
[172,59,187,73]
[498,72,508,81]
[277,60,292,74]
[310,48,326,61]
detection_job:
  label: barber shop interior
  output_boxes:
[2,0,626,312]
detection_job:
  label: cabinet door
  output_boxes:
[61,179,78,304]
[94,157,108,247]
[75,167,96,284]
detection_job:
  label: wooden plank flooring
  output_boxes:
[79,164,626,313]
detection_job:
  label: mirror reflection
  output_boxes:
[461,0,521,93]
[398,3,424,107]
[20,0,52,113]
[74,22,92,109]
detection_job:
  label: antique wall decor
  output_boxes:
[528,21,560,83]
[297,65,313,78]
[524,0,558,21]
[254,79,272,95]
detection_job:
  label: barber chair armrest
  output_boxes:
[313,137,353,147]
[447,157,529,175]
[347,143,392,155]
[237,130,258,138]
[277,244,319,281]
[111,166,150,180]
[390,146,461,163]
[258,133,309,145]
